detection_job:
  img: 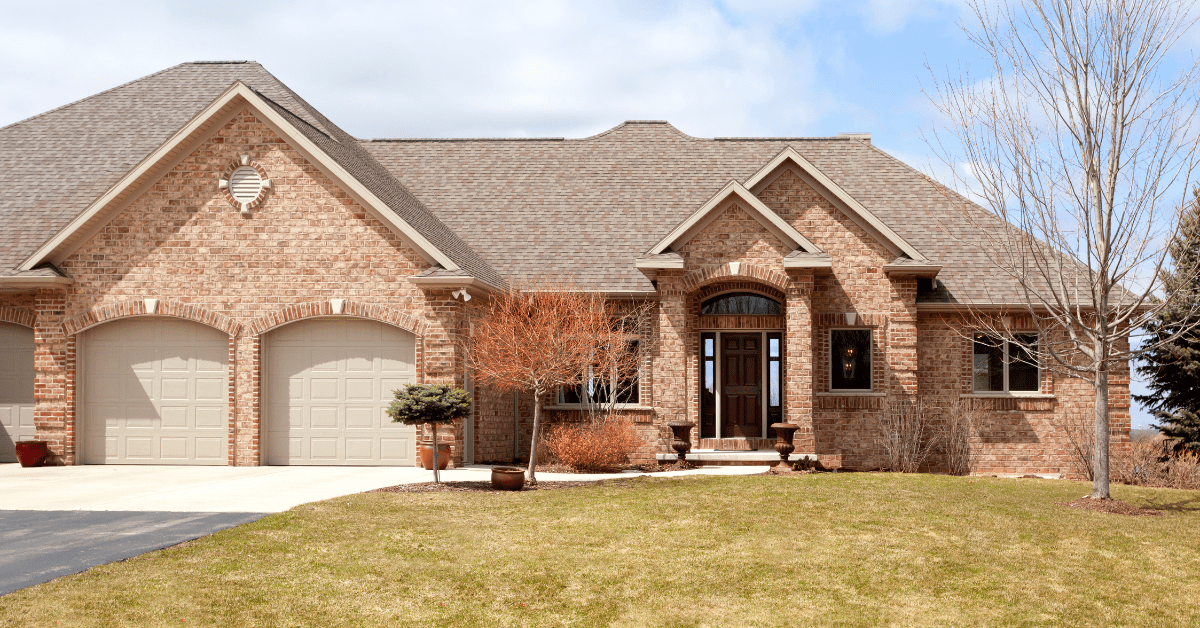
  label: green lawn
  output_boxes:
[2,474,1199,627]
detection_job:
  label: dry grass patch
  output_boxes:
[1,474,1198,627]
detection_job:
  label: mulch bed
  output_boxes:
[1057,497,1164,516]
[371,479,639,494]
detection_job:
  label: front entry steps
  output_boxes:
[656,450,817,466]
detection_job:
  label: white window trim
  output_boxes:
[972,333,1041,394]
[829,327,874,393]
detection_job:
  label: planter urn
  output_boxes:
[419,441,451,470]
[770,423,800,466]
[667,421,695,462]
[14,441,50,468]
[491,466,526,491]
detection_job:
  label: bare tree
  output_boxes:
[466,280,637,484]
[927,0,1200,499]
[569,301,653,424]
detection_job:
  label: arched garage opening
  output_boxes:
[80,318,229,465]
[0,322,36,463]
[263,318,417,466]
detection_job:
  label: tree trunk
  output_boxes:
[526,387,543,484]
[431,422,441,484]
[1091,368,1111,499]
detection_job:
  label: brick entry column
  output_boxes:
[785,271,814,454]
[888,276,919,395]
[654,273,688,448]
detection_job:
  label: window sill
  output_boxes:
[817,392,886,397]
[543,404,655,412]
[961,393,1054,399]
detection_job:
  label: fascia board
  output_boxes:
[647,180,822,255]
[883,263,943,276]
[0,276,74,288]
[635,258,686,269]
[745,147,927,261]
[781,257,833,269]
[406,274,501,293]
[21,82,459,272]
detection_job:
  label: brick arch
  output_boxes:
[244,300,424,337]
[62,301,241,337]
[0,305,36,328]
[681,262,791,294]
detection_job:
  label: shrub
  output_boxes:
[876,397,940,473]
[1112,434,1200,490]
[942,397,982,476]
[542,415,640,472]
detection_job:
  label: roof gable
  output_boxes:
[647,179,823,256]
[744,146,927,261]
[18,82,500,287]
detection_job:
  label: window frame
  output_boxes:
[829,327,873,392]
[971,333,1041,394]
[554,340,643,408]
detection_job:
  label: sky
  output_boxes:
[0,0,1190,428]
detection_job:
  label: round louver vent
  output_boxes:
[228,166,264,203]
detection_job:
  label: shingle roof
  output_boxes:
[0,62,502,287]
[361,121,1036,302]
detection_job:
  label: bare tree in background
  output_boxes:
[927,0,1200,499]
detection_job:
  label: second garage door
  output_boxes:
[265,319,417,466]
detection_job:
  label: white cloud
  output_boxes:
[858,0,966,34]
[0,0,843,139]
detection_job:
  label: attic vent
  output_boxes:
[228,167,263,202]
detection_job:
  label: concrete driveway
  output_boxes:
[0,463,766,595]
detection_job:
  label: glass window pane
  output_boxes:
[973,335,1004,391]
[704,337,714,357]
[831,329,872,390]
[769,338,780,358]
[700,293,782,315]
[1008,335,1039,392]
[769,361,780,406]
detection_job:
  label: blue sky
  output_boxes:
[0,0,1181,427]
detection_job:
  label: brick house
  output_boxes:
[0,62,1129,474]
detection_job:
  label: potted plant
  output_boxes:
[386,383,471,483]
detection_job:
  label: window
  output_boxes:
[767,332,783,423]
[973,333,1039,392]
[701,332,716,438]
[830,329,871,391]
[558,340,641,405]
[700,293,782,315]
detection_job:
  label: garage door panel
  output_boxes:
[0,318,37,463]
[82,319,228,465]
[267,318,416,466]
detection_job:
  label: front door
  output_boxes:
[721,333,762,438]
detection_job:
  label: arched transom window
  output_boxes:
[700,292,782,316]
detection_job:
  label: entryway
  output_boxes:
[699,330,783,444]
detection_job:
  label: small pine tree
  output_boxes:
[387,384,472,483]
[1136,186,1200,453]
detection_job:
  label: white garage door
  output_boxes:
[266,318,417,466]
[81,318,229,465]
[0,323,37,463]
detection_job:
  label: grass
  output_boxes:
[2,474,1199,627]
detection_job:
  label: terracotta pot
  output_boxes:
[420,442,451,470]
[14,441,50,468]
[491,466,526,491]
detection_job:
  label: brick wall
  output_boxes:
[29,108,468,465]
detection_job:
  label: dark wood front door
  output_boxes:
[721,333,762,438]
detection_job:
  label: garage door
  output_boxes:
[0,323,36,463]
[81,318,229,465]
[266,319,416,466]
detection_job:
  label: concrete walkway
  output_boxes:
[0,463,768,513]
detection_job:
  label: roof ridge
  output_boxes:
[577,120,703,142]
[365,137,566,142]
[0,62,204,133]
